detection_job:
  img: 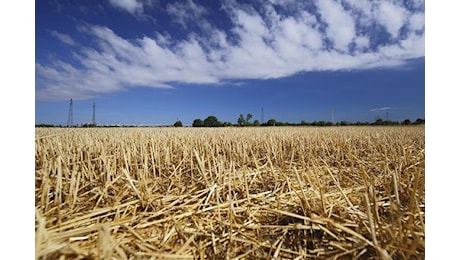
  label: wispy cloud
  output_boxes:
[370,107,392,112]
[36,0,425,101]
[166,0,208,29]
[48,30,75,46]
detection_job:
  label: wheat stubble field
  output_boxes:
[35,126,424,259]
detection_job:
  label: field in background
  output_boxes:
[35,126,425,259]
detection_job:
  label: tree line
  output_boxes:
[36,115,425,128]
[182,114,425,127]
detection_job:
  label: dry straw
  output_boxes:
[35,126,424,259]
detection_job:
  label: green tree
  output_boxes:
[246,113,253,126]
[266,119,277,126]
[192,119,203,127]
[203,116,220,127]
[253,120,260,126]
[173,121,183,127]
[237,114,245,126]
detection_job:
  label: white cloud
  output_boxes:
[400,32,425,58]
[354,36,369,50]
[407,0,425,10]
[409,13,425,32]
[233,9,270,38]
[278,17,323,51]
[108,0,143,16]
[317,0,356,51]
[343,0,373,15]
[341,0,374,29]
[223,9,291,79]
[176,38,219,83]
[374,1,408,38]
[48,30,75,46]
[36,0,425,101]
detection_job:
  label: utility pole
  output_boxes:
[331,107,334,124]
[67,98,74,127]
[261,107,264,125]
[92,102,96,125]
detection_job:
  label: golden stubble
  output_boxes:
[35,126,425,259]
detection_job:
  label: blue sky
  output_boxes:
[35,0,425,126]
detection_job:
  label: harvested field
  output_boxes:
[35,126,425,259]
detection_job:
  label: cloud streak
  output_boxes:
[36,0,425,101]
[48,30,76,46]
[370,107,392,112]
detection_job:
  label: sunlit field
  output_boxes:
[35,126,424,259]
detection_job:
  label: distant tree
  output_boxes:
[311,121,329,126]
[237,114,245,126]
[222,121,233,127]
[374,118,384,125]
[192,119,203,127]
[246,113,253,126]
[402,119,411,125]
[173,121,183,127]
[414,118,425,125]
[36,124,55,127]
[203,116,221,127]
[82,123,97,128]
[266,119,277,126]
[340,121,348,126]
[253,120,260,126]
